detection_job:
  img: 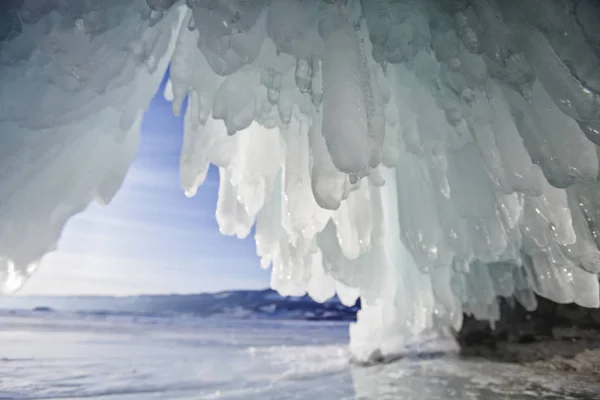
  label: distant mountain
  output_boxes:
[0,289,360,321]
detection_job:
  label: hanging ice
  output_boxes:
[1,0,600,362]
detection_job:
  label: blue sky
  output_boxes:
[20,73,270,296]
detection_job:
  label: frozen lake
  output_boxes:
[0,311,598,399]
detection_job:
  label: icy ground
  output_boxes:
[0,312,598,400]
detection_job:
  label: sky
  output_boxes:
[20,72,271,296]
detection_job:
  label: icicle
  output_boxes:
[3,0,600,364]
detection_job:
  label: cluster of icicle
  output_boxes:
[1,0,600,361]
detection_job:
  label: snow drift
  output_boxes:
[0,0,599,361]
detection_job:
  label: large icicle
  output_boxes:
[0,0,186,292]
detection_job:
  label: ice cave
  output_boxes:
[1,0,599,362]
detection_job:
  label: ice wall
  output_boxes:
[0,1,186,291]
[1,0,600,362]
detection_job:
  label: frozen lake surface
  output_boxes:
[0,311,598,399]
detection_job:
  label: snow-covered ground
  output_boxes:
[0,312,598,399]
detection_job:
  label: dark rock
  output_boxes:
[459,295,600,348]
[458,294,600,376]
[518,334,537,344]
[590,308,600,323]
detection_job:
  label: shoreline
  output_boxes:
[457,295,600,377]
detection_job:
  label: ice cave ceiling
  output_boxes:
[0,0,599,360]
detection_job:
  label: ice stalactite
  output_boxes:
[0,0,186,292]
[1,0,600,362]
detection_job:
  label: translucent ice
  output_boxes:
[1,0,600,362]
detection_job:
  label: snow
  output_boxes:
[1,0,600,362]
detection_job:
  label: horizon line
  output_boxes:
[7,287,274,298]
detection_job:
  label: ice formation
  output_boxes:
[1,0,600,361]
